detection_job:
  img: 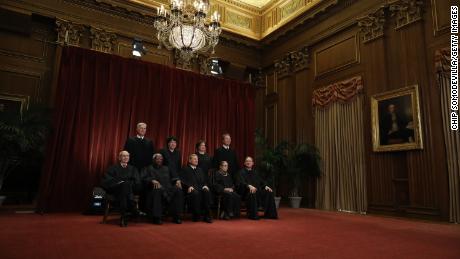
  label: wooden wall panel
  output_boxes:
[265,103,277,147]
[0,13,56,106]
[294,69,311,143]
[431,0,450,36]
[256,87,265,132]
[314,33,360,78]
[0,30,47,62]
[266,72,277,95]
[277,75,296,143]
[0,67,42,100]
[260,0,451,219]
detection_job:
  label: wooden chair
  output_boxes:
[208,169,223,219]
[101,194,139,224]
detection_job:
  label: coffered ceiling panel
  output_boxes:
[116,0,334,40]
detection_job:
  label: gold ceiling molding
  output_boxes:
[125,0,326,40]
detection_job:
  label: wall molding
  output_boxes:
[274,45,309,78]
[357,6,386,43]
[389,0,424,30]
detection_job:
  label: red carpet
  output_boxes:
[1,208,459,259]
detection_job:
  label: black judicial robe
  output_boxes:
[101,164,140,215]
[180,165,211,217]
[101,164,140,191]
[124,137,155,171]
[142,165,179,187]
[181,165,209,190]
[238,168,278,219]
[142,164,183,218]
[159,148,182,176]
[213,171,236,193]
[213,170,241,217]
[197,153,212,175]
[213,146,238,176]
[238,168,267,190]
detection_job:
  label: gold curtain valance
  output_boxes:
[435,47,450,74]
[312,76,363,108]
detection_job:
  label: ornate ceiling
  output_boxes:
[128,0,332,40]
[236,0,273,8]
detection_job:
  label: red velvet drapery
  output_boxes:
[38,47,255,212]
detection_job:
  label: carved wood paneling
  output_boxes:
[277,75,296,143]
[265,72,277,95]
[56,19,85,47]
[265,103,277,147]
[357,7,386,43]
[0,29,48,62]
[389,0,424,30]
[274,45,309,77]
[430,0,450,36]
[0,66,43,103]
[90,27,117,53]
[314,33,360,77]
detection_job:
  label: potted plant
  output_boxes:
[0,106,51,205]
[277,141,321,208]
[255,129,283,208]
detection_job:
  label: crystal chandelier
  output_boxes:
[154,0,222,63]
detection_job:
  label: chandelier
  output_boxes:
[154,0,222,63]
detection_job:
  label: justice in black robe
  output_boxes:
[213,146,239,181]
[180,165,211,220]
[159,148,182,176]
[101,163,140,217]
[212,170,241,218]
[142,164,183,220]
[197,152,212,175]
[123,136,155,171]
[238,168,278,219]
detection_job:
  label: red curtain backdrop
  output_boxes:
[38,46,255,212]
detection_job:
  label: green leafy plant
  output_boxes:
[276,141,321,197]
[0,106,51,191]
[255,129,283,195]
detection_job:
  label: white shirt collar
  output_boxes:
[190,165,197,170]
[136,135,144,139]
[223,145,230,149]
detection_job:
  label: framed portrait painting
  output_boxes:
[371,85,423,152]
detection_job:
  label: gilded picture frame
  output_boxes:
[371,85,423,152]
[0,93,30,122]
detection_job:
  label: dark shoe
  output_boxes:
[228,212,234,217]
[152,217,163,225]
[248,215,260,220]
[172,217,182,224]
[120,216,128,227]
[222,213,230,220]
[203,217,213,223]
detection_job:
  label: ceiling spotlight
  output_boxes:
[210,59,222,75]
[132,39,146,57]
